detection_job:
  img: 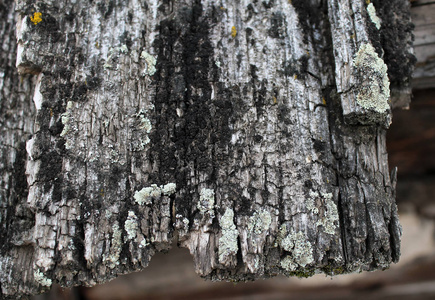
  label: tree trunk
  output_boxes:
[0,0,414,298]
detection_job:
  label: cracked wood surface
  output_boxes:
[0,0,414,298]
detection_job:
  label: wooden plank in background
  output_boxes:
[411,1,435,88]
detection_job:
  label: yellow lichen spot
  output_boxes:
[231,26,237,38]
[273,96,277,104]
[306,50,310,56]
[294,74,298,80]
[350,33,356,40]
[322,97,327,105]
[366,0,371,4]
[30,12,42,25]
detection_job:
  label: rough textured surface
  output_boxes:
[0,0,414,298]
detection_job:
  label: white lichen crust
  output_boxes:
[124,211,138,241]
[353,43,390,113]
[367,3,381,30]
[33,269,52,287]
[218,208,239,264]
[134,182,177,205]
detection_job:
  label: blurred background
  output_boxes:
[34,1,435,299]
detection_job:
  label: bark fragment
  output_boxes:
[0,0,414,298]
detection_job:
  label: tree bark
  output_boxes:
[0,0,414,298]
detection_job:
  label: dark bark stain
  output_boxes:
[268,12,285,39]
[281,54,309,79]
[371,0,416,88]
[291,0,324,45]
[152,1,232,215]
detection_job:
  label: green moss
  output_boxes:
[289,269,315,278]
[322,265,347,276]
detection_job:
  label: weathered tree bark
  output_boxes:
[0,0,415,298]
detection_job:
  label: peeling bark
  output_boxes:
[0,0,414,298]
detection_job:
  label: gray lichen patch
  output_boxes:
[353,43,390,113]
[175,214,189,232]
[103,223,122,269]
[367,3,381,30]
[218,208,239,264]
[198,188,215,218]
[60,101,74,137]
[132,106,154,151]
[134,183,176,205]
[60,101,77,150]
[124,211,138,240]
[248,209,272,235]
[33,269,52,287]
[279,226,314,269]
[104,44,129,69]
[307,191,320,214]
[316,192,339,235]
[141,50,157,76]
[280,255,298,272]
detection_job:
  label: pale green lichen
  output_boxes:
[139,117,152,134]
[60,101,74,137]
[141,51,157,76]
[279,227,314,268]
[353,43,390,113]
[124,211,138,240]
[307,191,319,214]
[60,101,76,149]
[248,209,272,235]
[103,223,122,269]
[134,183,177,205]
[176,214,190,231]
[280,255,298,272]
[161,183,177,195]
[198,188,215,218]
[316,192,339,235]
[119,44,128,53]
[139,238,149,248]
[367,3,381,30]
[133,108,154,149]
[104,44,129,69]
[219,208,239,263]
[34,269,52,287]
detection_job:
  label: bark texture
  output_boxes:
[0,0,414,298]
